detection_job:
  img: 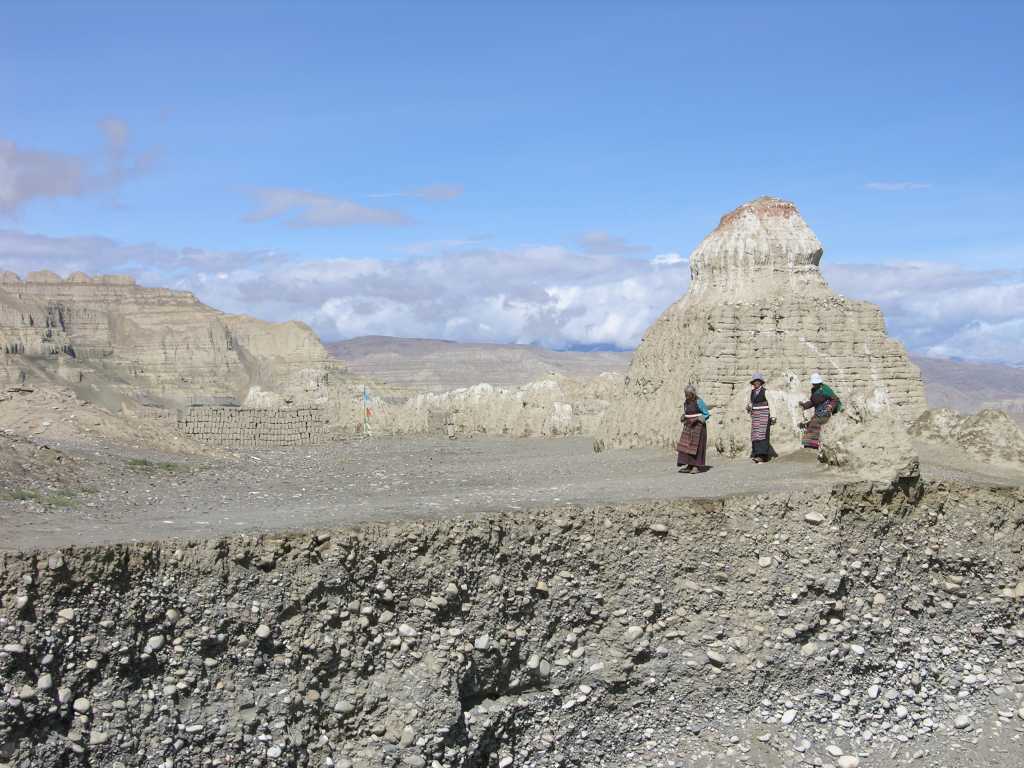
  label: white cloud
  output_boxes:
[924,318,1024,365]
[255,245,687,349]
[244,187,411,228]
[825,261,1024,366]
[0,141,84,213]
[0,120,153,214]
[578,231,649,256]
[368,183,464,201]
[652,252,686,266]
[0,229,274,280]
[863,181,932,191]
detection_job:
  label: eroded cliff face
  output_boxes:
[1,482,1022,767]
[599,197,928,454]
[0,272,340,409]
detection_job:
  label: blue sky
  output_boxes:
[2,2,1023,362]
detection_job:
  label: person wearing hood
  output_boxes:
[799,373,842,449]
[745,373,776,463]
[676,384,711,473]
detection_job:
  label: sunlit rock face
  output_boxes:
[599,196,927,455]
[0,272,339,408]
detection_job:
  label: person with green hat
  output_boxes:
[799,372,842,449]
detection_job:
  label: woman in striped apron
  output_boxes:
[676,384,711,473]
[746,373,776,463]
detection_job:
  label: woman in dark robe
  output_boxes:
[799,373,840,449]
[746,373,776,463]
[676,384,711,473]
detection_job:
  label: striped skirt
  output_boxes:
[676,416,704,455]
[750,405,771,442]
[802,401,834,449]
[676,416,708,468]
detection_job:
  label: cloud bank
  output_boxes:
[577,231,649,256]
[368,184,464,201]
[1,228,1021,364]
[0,120,153,214]
[244,188,412,228]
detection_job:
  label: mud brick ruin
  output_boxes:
[176,406,327,447]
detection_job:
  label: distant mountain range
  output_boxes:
[329,336,1024,426]
[328,336,632,393]
[911,355,1023,419]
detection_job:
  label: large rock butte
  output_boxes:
[598,196,928,455]
[0,271,340,409]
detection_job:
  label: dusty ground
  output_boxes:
[2,434,1022,552]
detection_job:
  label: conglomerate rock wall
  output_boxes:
[598,197,927,455]
[1,482,1022,767]
[0,271,340,409]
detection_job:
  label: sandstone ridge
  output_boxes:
[598,196,928,455]
[0,271,340,410]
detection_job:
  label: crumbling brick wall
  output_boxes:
[176,406,327,448]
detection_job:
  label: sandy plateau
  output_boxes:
[1,198,1023,768]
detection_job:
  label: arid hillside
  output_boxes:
[0,271,340,410]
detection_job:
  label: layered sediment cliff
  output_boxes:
[0,271,340,409]
[599,197,928,454]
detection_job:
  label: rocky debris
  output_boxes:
[1,481,1022,766]
[0,430,85,501]
[0,387,211,455]
[598,196,927,455]
[911,408,1024,467]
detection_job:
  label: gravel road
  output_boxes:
[3,435,1021,552]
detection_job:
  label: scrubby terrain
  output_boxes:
[2,481,1023,768]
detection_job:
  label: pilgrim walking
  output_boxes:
[676,384,711,473]
[799,373,842,449]
[746,372,776,463]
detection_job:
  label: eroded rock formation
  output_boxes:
[910,408,1024,467]
[0,271,340,409]
[368,374,623,438]
[599,197,928,455]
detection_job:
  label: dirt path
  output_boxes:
[2,435,1021,552]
